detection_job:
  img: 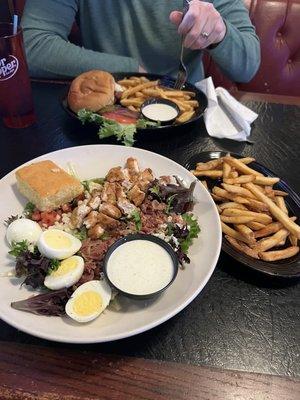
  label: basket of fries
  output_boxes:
[187,152,300,278]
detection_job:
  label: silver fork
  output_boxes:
[174,0,190,90]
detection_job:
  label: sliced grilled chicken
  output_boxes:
[127,185,146,206]
[88,223,105,239]
[99,203,122,219]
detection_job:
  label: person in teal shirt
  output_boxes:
[21,0,260,84]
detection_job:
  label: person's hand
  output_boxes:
[170,0,226,50]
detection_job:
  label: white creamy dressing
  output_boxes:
[142,103,178,122]
[106,240,174,295]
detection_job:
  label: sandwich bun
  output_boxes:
[68,70,115,113]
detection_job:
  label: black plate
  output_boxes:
[62,72,207,133]
[185,151,300,278]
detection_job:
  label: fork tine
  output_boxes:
[174,68,187,90]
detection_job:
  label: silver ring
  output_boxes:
[201,31,210,39]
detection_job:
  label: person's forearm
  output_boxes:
[208,19,260,83]
[208,0,260,83]
[23,32,139,79]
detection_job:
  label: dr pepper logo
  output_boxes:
[0,55,19,81]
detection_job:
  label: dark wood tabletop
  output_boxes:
[0,81,299,399]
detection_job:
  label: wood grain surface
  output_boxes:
[0,341,299,400]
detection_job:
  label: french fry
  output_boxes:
[212,187,250,204]
[221,222,254,245]
[161,89,196,98]
[219,202,248,211]
[135,92,145,98]
[228,171,239,179]
[220,215,256,224]
[222,208,272,224]
[176,110,195,123]
[275,196,289,214]
[223,162,231,179]
[196,159,223,171]
[259,246,299,261]
[263,187,288,198]
[140,76,149,82]
[253,216,298,239]
[224,175,255,184]
[244,183,300,239]
[192,170,223,178]
[122,80,158,99]
[289,235,298,246]
[254,229,290,252]
[222,183,256,199]
[254,176,280,185]
[120,98,144,107]
[277,238,287,247]
[238,157,255,164]
[254,221,283,238]
[245,198,269,213]
[223,156,263,176]
[247,221,267,231]
[225,235,259,259]
[172,99,192,112]
[212,194,225,202]
[117,79,138,87]
[272,190,288,197]
[185,100,199,107]
[234,224,256,244]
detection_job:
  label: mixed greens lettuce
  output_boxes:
[78,109,159,146]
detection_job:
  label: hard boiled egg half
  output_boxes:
[65,280,112,323]
[37,229,81,260]
[6,218,42,245]
[44,255,84,290]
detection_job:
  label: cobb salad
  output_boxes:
[4,157,200,324]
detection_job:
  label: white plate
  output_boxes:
[0,145,221,343]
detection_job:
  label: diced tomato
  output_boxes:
[40,211,61,227]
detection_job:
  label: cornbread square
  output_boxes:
[16,160,83,211]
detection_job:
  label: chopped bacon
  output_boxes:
[80,238,115,263]
[31,210,41,221]
[62,203,72,213]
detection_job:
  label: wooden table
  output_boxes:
[0,82,299,399]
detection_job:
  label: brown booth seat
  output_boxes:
[13,0,300,103]
[203,0,300,103]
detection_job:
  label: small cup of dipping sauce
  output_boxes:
[141,98,180,125]
[103,234,178,299]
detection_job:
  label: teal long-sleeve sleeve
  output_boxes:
[210,0,260,82]
[21,0,139,79]
[21,0,260,83]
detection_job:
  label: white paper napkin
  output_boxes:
[195,77,258,141]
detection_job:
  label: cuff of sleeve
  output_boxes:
[208,19,232,59]
[123,57,139,73]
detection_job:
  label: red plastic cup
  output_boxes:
[0,22,36,128]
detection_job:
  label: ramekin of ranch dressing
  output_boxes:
[141,98,179,124]
[104,235,178,298]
